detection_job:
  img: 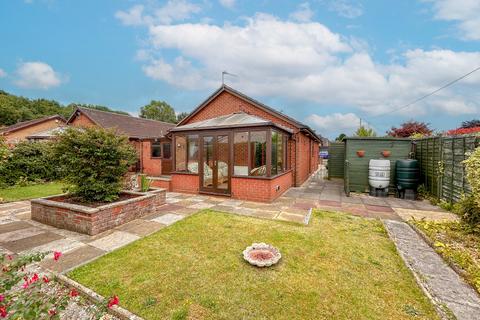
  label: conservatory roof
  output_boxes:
[170,113,293,133]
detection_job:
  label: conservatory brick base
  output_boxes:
[31,189,166,236]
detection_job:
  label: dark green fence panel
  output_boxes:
[344,137,413,193]
[327,142,345,178]
[415,135,479,203]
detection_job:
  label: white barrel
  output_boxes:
[369,159,390,189]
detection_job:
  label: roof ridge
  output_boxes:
[0,115,65,133]
[78,107,175,126]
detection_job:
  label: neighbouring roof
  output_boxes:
[26,126,69,140]
[67,107,175,139]
[170,112,293,133]
[0,115,66,135]
[177,85,322,142]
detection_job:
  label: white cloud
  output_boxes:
[0,68,6,78]
[290,2,314,22]
[328,0,363,19]
[219,0,235,9]
[115,0,201,26]
[427,0,480,40]
[14,62,63,89]
[306,113,362,134]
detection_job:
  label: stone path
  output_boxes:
[384,220,480,320]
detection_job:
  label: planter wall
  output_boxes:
[31,189,166,235]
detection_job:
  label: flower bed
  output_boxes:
[31,188,166,235]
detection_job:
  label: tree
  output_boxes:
[66,103,130,116]
[461,119,480,129]
[335,133,346,142]
[387,121,432,138]
[54,127,137,202]
[139,100,177,123]
[355,126,376,137]
[176,112,189,123]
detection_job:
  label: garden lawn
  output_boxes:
[413,219,480,293]
[69,211,438,320]
[0,182,64,202]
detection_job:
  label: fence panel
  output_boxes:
[327,142,345,179]
[415,134,479,202]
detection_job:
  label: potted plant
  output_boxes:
[356,150,365,157]
[381,150,391,157]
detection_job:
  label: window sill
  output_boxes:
[232,169,292,180]
[171,171,199,175]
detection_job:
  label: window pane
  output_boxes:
[203,136,214,187]
[217,135,229,189]
[187,135,199,173]
[151,142,161,158]
[271,131,278,175]
[163,142,171,159]
[234,132,248,176]
[277,132,283,173]
[250,131,266,176]
[175,136,186,171]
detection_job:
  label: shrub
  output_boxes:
[0,141,58,186]
[54,127,137,202]
[461,147,480,230]
[453,195,480,233]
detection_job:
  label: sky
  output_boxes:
[0,0,479,139]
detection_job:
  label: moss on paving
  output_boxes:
[69,210,439,320]
[0,182,64,202]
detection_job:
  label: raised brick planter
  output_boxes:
[31,189,166,236]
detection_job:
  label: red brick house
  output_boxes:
[169,85,321,202]
[67,107,175,176]
[0,115,66,146]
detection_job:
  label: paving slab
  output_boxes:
[219,199,244,207]
[156,203,185,212]
[276,212,306,224]
[172,207,202,216]
[318,200,342,207]
[2,232,64,253]
[88,231,140,252]
[150,213,185,226]
[115,219,166,236]
[40,245,105,273]
[0,227,45,243]
[23,238,84,255]
[384,220,480,320]
[0,220,32,234]
[365,205,395,213]
[187,202,216,209]
[394,208,459,222]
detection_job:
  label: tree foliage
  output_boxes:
[459,148,480,231]
[139,100,177,123]
[335,133,346,142]
[461,119,480,129]
[54,127,137,202]
[387,121,432,138]
[176,111,189,123]
[354,126,376,137]
[0,90,128,127]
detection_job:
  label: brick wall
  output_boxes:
[140,140,162,176]
[69,113,96,127]
[31,190,166,235]
[231,171,293,202]
[4,119,65,144]
[171,174,199,194]
[294,132,318,186]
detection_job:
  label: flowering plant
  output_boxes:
[446,126,480,136]
[1,252,119,319]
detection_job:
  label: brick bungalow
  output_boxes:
[169,85,322,202]
[67,107,175,176]
[0,115,66,146]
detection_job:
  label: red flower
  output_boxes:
[6,255,13,261]
[30,273,39,283]
[107,295,119,308]
[48,309,56,316]
[42,276,50,283]
[69,289,79,297]
[0,295,3,302]
[22,282,29,289]
[0,306,7,318]
[53,251,62,261]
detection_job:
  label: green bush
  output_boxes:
[461,147,480,230]
[54,127,137,202]
[0,141,58,186]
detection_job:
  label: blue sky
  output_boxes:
[0,0,479,138]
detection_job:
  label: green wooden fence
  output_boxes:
[327,142,345,179]
[415,135,479,202]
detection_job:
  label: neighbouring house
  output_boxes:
[0,115,66,145]
[169,85,322,202]
[67,107,175,176]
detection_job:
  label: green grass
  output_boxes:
[0,182,64,202]
[69,211,439,320]
[413,219,480,293]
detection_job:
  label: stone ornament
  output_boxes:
[243,243,281,267]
